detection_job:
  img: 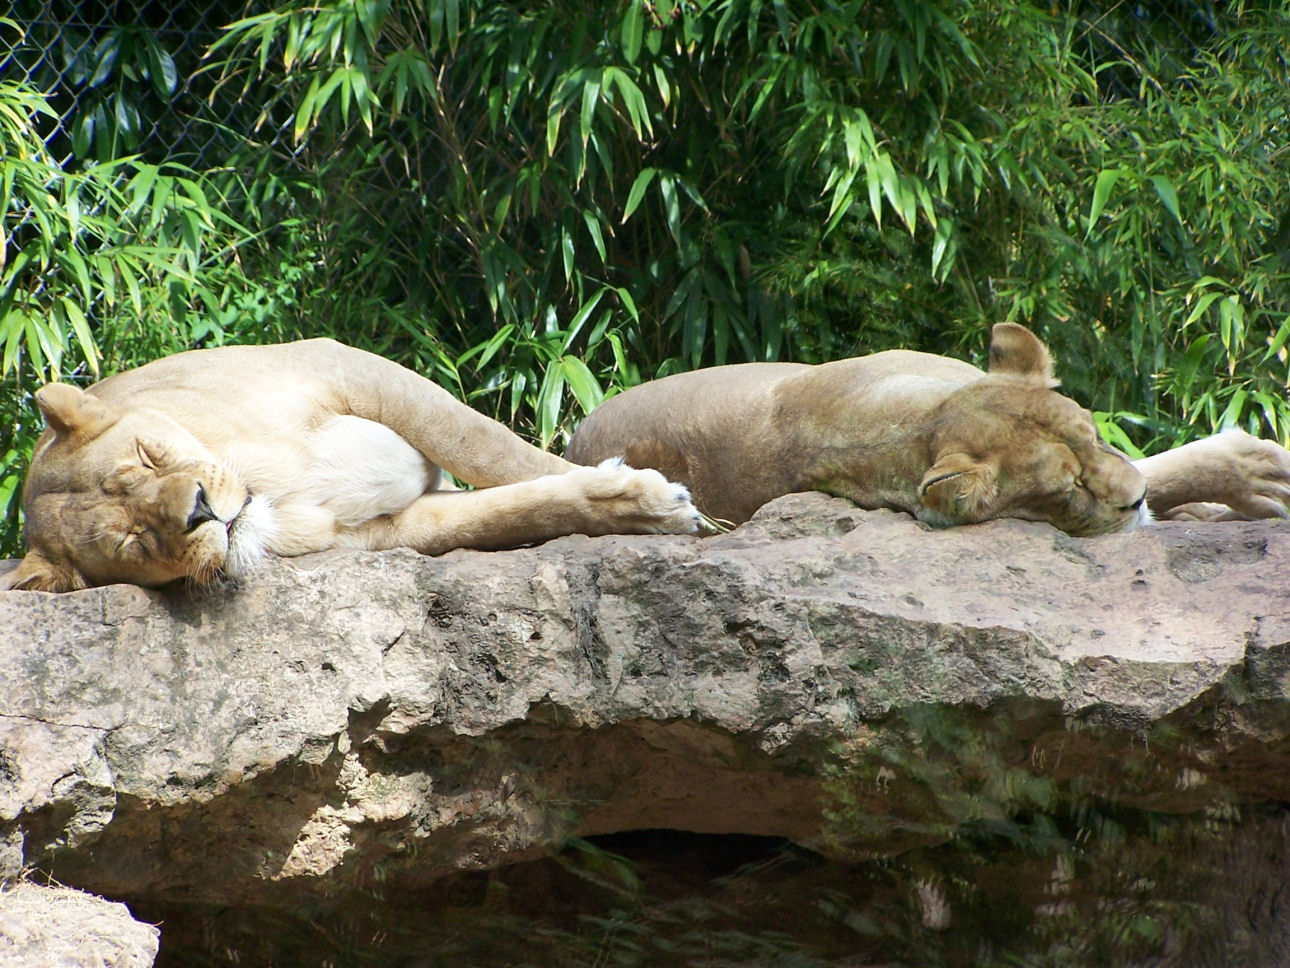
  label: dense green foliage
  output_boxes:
[2,0,1289,556]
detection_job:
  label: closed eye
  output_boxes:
[115,527,150,554]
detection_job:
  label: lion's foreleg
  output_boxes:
[343,461,700,554]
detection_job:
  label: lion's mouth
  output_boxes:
[226,493,253,533]
[222,492,275,578]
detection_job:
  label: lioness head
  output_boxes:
[4,383,265,592]
[914,323,1149,536]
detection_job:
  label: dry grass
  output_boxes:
[0,879,159,968]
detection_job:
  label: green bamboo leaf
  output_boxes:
[58,249,93,301]
[916,183,937,230]
[1218,296,1244,354]
[1192,275,1231,290]
[492,190,512,231]
[582,210,607,263]
[580,76,600,148]
[128,164,159,217]
[545,104,561,156]
[1149,174,1182,225]
[24,314,48,376]
[586,309,614,350]
[61,296,98,376]
[604,331,639,387]
[930,218,953,278]
[118,255,142,314]
[864,154,883,227]
[614,286,639,323]
[468,324,517,371]
[349,65,376,132]
[444,0,460,52]
[536,363,567,447]
[605,67,651,138]
[1252,391,1283,438]
[1093,414,1146,459]
[565,288,607,349]
[898,177,917,234]
[875,154,901,220]
[561,356,604,413]
[89,32,123,88]
[824,167,858,233]
[621,1,644,64]
[334,67,353,125]
[294,74,322,142]
[658,173,680,243]
[1086,168,1122,233]
[560,225,574,282]
[652,63,670,108]
[1,309,24,378]
[354,0,381,46]
[144,35,178,98]
[621,167,656,223]
[72,111,94,158]
[1176,334,1211,400]
[92,253,116,306]
[65,189,81,237]
[1184,291,1223,326]
[771,0,791,44]
[1218,388,1248,429]
[1263,319,1290,362]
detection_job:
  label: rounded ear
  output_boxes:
[917,452,998,523]
[988,323,1058,388]
[1,549,86,593]
[34,383,116,439]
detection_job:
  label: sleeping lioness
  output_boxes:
[567,324,1290,534]
[2,339,700,593]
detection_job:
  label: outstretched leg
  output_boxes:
[342,460,701,553]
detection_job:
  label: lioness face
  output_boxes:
[918,381,1149,536]
[12,385,260,591]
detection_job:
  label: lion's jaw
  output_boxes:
[18,388,264,591]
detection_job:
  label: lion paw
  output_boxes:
[1198,431,1290,519]
[576,458,701,534]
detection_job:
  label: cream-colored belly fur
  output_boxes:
[228,416,437,558]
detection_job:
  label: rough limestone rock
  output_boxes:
[0,880,159,968]
[1,493,1288,954]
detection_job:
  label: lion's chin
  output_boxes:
[1130,502,1154,529]
[221,494,277,579]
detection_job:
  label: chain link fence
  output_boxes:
[2,0,293,172]
[4,1,1215,177]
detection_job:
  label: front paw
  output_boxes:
[581,458,702,534]
[1209,431,1290,518]
[1156,501,1250,522]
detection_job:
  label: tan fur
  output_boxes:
[568,324,1290,534]
[3,339,700,593]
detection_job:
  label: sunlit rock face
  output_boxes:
[2,493,1288,965]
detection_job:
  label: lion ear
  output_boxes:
[1,549,87,593]
[34,383,116,439]
[917,453,998,523]
[988,323,1058,388]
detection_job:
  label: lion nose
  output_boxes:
[186,485,219,531]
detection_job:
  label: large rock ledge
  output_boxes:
[2,493,1289,957]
